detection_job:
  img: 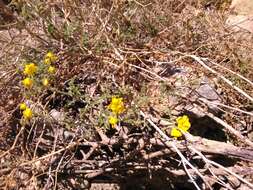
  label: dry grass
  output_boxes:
[0,0,253,189]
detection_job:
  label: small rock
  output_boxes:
[49,109,65,123]
[196,83,220,101]
[195,78,221,115]
[230,0,253,15]
[227,0,253,33]
[226,15,253,33]
[90,182,120,190]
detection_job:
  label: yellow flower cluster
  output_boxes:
[23,63,38,76]
[170,115,191,138]
[21,52,58,89]
[22,63,38,88]
[108,97,125,127]
[22,77,33,89]
[42,51,58,86]
[44,51,58,65]
[19,103,33,120]
[19,103,27,110]
[48,66,56,74]
[19,51,58,121]
[108,116,118,126]
[42,78,49,87]
[108,97,125,115]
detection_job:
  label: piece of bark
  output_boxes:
[185,134,253,162]
[150,135,253,162]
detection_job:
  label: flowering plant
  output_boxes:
[107,97,125,128]
[23,63,38,76]
[170,115,191,138]
[19,51,58,122]
[108,97,125,115]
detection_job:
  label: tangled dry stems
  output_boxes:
[0,0,253,189]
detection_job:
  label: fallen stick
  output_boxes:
[188,135,253,162]
[150,135,253,162]
[204,111,253,147]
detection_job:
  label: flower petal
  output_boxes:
[170,128,182,138]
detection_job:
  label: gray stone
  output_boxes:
[196,83,220,101]
[227,0,253,33]
[49,109,65,123]
[230,0,253,15]
[90,183,120,190]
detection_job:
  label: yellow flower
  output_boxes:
[23,108,33,120]
[48,66,56,74]
[22,78,33,88]
[108,97,125,115]
[42,78,49,86]
[170,127,182,138]
[108,116,118,127]
[44,51,57,64]
[171,115,191,138]
[23,63,38,76]
[44,58,51,65]
[176,115,191,131]
[19,103,27,110]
